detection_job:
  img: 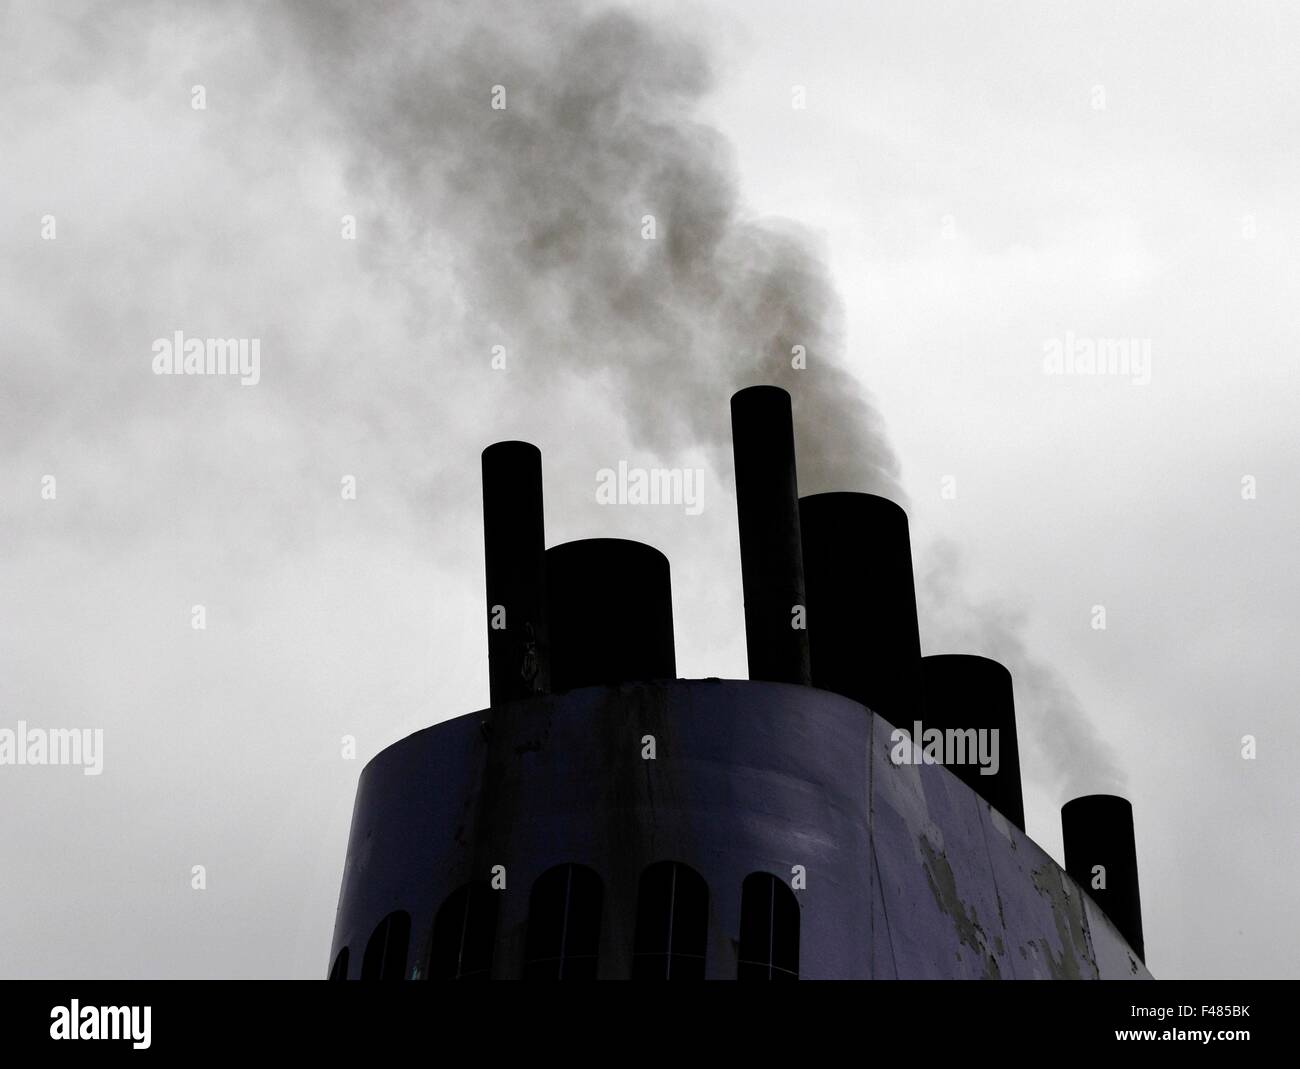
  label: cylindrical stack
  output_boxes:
[481,442,549,704]
[799,492,922,725]
[730,386,811,685]
[920,655,1025,830]
[545,539,676,692]
[1061,795,1145,959]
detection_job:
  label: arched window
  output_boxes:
[737,872,799,980]
[523,864,603,979]
[361,910,411,980]
[428,881,500,980]
[328,946,349,980]
[632,861,709,979]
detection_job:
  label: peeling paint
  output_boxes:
[920,838,1000,979]
[1030,863,1097,980]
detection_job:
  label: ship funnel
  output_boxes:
[799,492,922,724]
[481,441,550,704]
[1061,794,1145,959]
[729,386,812,685]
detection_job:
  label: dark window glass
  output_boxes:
[632,861,709,979]
[361,910,411,980]
[522,864,603,979]
[428,881,500,980]
[737,872,799,980]
[328,946,349,980]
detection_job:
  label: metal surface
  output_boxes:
[329,680,1151,979]
[920,654,1026,831]
[799,492,923,726]
[730,386,811,685]
[544,538,676,693]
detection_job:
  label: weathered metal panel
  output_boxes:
[871,712,979,978]
[913,734,1019,979]
[979,802,1105,979]
[330,679,1150,980]
[869,711,1016,978]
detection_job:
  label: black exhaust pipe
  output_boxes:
[729,386,811,685]
[481,441,550,705]
[1061,794,1145,959]
[545,538,676,692]
[798,492,921,725]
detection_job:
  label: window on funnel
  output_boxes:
[632,860,709,979]
[522,864,604,979]
[737,872,799,980]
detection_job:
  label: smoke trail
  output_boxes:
[263,0,901,497]
[917,540,1128,801]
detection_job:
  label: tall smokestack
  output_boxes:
[730,386,811,685]
[1061,794,1145,959]
[481,441,549,705]
[920,655,1025,831]
[545,538,676,692]
[799,492,921,725]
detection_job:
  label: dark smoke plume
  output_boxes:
[266,0,902,497]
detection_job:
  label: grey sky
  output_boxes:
[1,0,1296,978]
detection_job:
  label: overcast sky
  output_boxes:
[1,0,1296,979]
